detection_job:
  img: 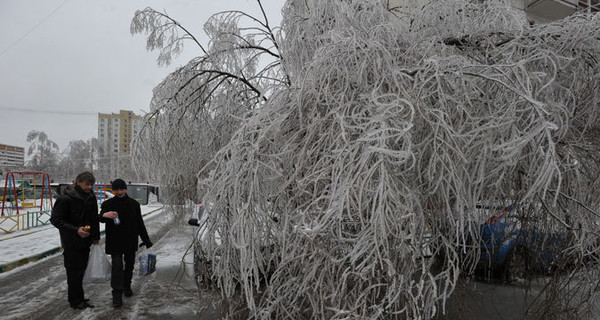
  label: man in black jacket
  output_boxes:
[50,171,100,310]
[99,178,152,308]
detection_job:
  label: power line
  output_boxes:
[0,0,71,57]
[0,106,98,115]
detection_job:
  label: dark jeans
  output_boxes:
[111,252,135,296]
[63,246,90,306]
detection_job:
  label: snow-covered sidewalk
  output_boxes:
[0,204,164,273]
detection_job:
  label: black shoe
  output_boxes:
[124,288,133,297]
[113,296,123,308]
[71,301,94,309]
[70,302,84,310]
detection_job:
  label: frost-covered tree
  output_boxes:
[133,0,600,319]
[56,138,97,181]
[131,2,284,204]
[26,130,60,175]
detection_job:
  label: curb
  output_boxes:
[0,207,164,274]
[0,247,62,273]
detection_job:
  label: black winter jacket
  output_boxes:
[50,184,100,249]
[99,194,151,255]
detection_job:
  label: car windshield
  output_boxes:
[127,185,149,205]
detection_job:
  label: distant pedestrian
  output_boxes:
[99,178,152,308]
[50,171,100,310]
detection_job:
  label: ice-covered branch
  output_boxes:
[135,0,600,319]
[198,1,600,319]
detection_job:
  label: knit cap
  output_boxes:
[111,178,127,190]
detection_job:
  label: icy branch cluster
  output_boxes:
[134,0,600,318]
[131,5,283,204]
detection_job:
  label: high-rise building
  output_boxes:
[0,143,24,174]
[97,110,142,180]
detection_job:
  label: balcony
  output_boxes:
[525,0,599,22]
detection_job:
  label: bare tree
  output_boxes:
[133,0,600,319]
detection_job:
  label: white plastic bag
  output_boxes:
[83,244,111,283]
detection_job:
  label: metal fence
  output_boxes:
[0,210,52,234]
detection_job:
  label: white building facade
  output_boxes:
[0,143,24,175]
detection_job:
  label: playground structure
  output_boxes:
[0,172,53,233]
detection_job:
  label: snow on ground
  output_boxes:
[0,205,223,319]
[122,223,222,319]
[63,215,219,320]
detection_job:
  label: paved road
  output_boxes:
[436,274,600,320]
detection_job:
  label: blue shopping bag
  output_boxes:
[138,248,156,276]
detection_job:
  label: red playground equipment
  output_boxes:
[0,172,53,233]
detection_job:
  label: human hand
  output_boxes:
[103,211,118,219]
[139,242,153,248]
[77,226,90,238]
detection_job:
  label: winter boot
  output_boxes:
[124,287,133,297]
[112,292,123,308]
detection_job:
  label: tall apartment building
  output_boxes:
[97,110,142,180]
[0,143,24,174]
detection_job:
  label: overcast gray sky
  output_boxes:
[0,0,282,151]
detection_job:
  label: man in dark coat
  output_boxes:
[50,171,100,310]
[99,178,152,308]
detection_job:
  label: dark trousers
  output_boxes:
[63,246,90,306]
[111,252,135,296]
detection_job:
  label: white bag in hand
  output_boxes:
[83,244,111,283]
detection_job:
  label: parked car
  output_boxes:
[187,202,217,285]
[475,203,568,281]
[187,202,280,286]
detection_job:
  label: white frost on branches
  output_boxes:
[131,4,283,204]
[133,0,600,319]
